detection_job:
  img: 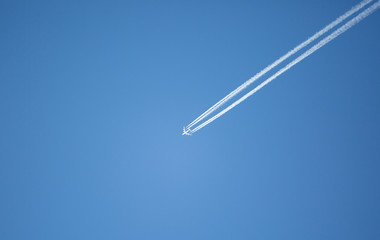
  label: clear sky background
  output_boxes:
[1,0,380,239]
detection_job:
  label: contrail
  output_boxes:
[185,0,373,130]
[190,0,380,134]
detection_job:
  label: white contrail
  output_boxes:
[190,0,380,133]
[185,0,373,130]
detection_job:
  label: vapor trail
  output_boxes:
[190,0,380,133]
[186,0,373,130]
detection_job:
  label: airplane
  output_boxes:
[182,127,192,136]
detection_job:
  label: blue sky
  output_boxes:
[1,0,380,239]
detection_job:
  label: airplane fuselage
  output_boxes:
[182,127,192,136]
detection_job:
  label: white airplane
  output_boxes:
[182,127,192,136]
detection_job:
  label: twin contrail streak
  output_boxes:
[185,0,373,131]
[188,0,380,134]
